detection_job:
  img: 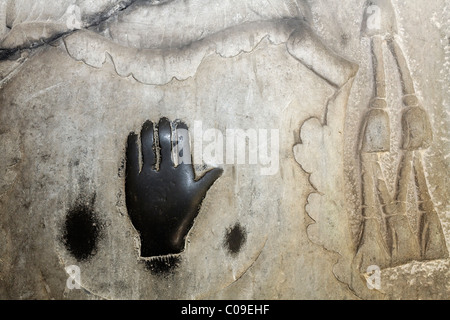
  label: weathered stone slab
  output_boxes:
[0,0,448,300]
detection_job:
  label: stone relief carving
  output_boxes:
[0,0,448,300]
[55,1,359,282]
[294,0,449,299]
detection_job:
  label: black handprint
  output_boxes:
[125,118,223,258]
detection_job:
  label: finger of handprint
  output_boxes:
[140,120,156,169]
[196,167,223,194]
[158,117,174,170]
[174,120,195,180]
[126,132,140,177]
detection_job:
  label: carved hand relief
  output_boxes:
[0,0,448,300]
[57,0,358,284]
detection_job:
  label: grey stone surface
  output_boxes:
[0,0,448,300]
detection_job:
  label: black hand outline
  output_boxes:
[125,118,222,257]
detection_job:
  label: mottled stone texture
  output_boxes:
[0,0,448,300]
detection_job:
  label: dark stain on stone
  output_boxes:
[125,118,222,258]
[144,255,180,275]
[224,223,247,255]
[63,194,101,261]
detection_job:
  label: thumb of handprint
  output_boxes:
[125,118,223,258]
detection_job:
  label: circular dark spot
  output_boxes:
[224,223,247,256]
[144,255,180,275]
[63,196,101,261]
